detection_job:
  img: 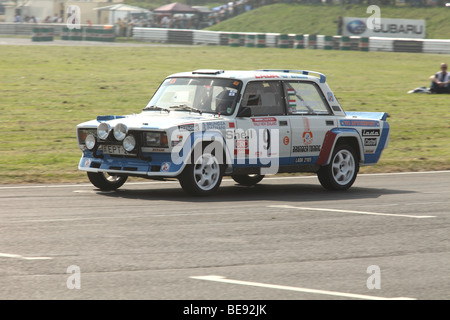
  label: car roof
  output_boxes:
[167,69,327,84]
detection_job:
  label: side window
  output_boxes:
[284,82,330,115]
[241,81,285,116]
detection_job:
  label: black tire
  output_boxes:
[178,149,224,196]
[231,174,265,186]
[317,144,359,191]
[87,172,128,191]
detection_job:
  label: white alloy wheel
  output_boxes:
[331,149,356,186]
[193,153,221,191]
[317,144,359,191]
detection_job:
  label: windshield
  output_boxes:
[144,77,242,115]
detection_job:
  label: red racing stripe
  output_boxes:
[317,131,337,165]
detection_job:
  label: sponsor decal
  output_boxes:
[362,129,380,136]
[255,74,280,79]
[327,92,334,102]
[251,117,277,126]
[283,136,290,145]
[151,148,166,152]
[340,119,380,127]
[292,145,321,153]
[302,118,313,145]
[287,88,297,112]
[290,75,308,79]
[295,157,313,164]
[84,159,91,167]
[203,121,226,130]
[161,162,171,172]
[364,138,378,147]
[228,122,235,128]
[235,139,249,155]
[178,123,198,131]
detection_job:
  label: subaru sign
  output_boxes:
[347,20,367,35]
[344,17,426,39]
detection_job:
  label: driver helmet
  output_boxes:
[215,90,236,114]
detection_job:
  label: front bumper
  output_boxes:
[78,150,183,177]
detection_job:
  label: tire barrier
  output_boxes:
[294,34,304,49]
[60,26,115,42]
[229,33,240,47]
[256,34,266,48]
[32,27,54,42]
[85,27,115,42]
[359,37,369,52]
[61,27,83,41]
[129,27,450,54]
[245,34,255,47]
[340,36,351,50]
[323,35,333,50]
[308,35,317,49]
[278,34,289,49]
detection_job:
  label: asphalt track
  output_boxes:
[0,171,449,300]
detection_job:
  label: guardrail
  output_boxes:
[1,23,449,54]
[132,27,450,54]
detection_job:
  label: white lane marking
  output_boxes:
[190,275,416,300]
[0,253,53,260]
[0,170,448,190]
[269,205,436,219]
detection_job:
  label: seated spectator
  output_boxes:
[429,63,450,94]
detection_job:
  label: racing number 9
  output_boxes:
[263,128,270,151]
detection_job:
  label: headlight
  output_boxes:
[114,123,128,141]
[85,133,97,150]
[97,122,111,140]
[123,135,136,152]
[144,132,168,148]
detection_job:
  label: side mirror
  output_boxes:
[237,106,252,118]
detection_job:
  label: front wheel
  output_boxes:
[178,152,223,196]
[317,144,359,191]
[87,172,128,191]
[231,174,265,186]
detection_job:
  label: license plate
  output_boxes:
[101,145,135,155]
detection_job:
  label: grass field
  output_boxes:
[0,44,449,184]
[207,3,450,39]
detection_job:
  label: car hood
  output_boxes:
[78,111,228,130]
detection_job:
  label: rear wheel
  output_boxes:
[231,174,264,186]
[317,144,359,191]
[87,172,128,191]
[179,151,224,196]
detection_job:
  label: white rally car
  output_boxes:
[77,69,390,195]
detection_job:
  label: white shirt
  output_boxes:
[435,71,449,87]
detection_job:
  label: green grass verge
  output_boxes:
[208,3,450,39]
[1,45,449,184]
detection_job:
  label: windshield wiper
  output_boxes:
[143,105,170,113]
[169,104,202,115]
